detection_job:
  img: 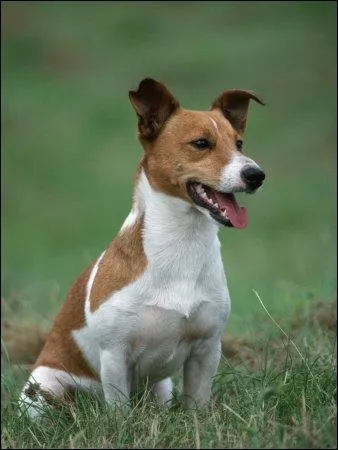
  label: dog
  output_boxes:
[19,78,265,420]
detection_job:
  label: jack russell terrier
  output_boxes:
[19,78,265,420]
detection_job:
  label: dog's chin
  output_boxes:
[186,181,248,229]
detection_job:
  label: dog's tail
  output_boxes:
[1,321,48,366]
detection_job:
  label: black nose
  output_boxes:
[241,166,266,189]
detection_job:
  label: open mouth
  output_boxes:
[186,181,248,229]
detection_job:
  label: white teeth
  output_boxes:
[196,184,204,194]
[195,184,220,209]
[221,209,228,218]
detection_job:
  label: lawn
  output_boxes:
[1,1,337,448]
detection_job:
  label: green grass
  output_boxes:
[1,1,337,448]
[2,314,337,448]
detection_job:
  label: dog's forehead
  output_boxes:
[166,108,235,137]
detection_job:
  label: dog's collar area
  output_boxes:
[186,181,248,229]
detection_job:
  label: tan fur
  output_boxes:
[143,109,236,202]
[90,217,147,313]
[34,263,98,379]
[128,78,263,207]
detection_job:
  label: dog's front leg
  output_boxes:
[100,347,131,409]
[183,337,221,409]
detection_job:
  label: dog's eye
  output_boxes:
[236,139,243,151]
[191,139,211,150]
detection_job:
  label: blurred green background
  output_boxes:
[2,1,336,334]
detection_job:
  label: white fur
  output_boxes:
[209,117,220,134]
[22,169,231,419]
[19,366,101,420]
[152,377,173,405]
[74,170,229,408]
[218,154,262,192]
[121,208,138,231]
[84,250,106,321]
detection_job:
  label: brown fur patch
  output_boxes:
[90,217,147,313]
[24,382,41,400]
[34,262,98,379]
[24,381,75,410]
[129,78,180,141]
[142,109,237,203]
[210,89,264,134]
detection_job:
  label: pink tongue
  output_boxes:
[214,192,248,229]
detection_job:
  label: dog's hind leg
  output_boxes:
[152,377,173,406]
[19,366,100,421]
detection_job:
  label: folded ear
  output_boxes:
[129,78,179,141]
[210,89,265,134]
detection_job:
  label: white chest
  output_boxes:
[76,237,230,380]
[75,176,231,381]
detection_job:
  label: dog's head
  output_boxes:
[129,78,265,229]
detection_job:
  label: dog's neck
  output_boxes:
[121,166,220,269]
